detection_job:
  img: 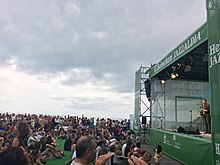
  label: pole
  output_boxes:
[189,107,195,128]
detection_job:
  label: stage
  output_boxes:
[150,128,212,165]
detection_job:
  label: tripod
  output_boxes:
[141,124,149,144]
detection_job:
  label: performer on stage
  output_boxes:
[200,99,211,134]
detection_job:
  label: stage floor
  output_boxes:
[198,131,212,140]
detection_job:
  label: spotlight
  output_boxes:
[172,66,176,71]
[184,65,191,72]
[171,73,176,79]
[177,63,182,67]
[171,73,179,79]
[161,80,165,84]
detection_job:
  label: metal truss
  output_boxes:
[138,65,166,129]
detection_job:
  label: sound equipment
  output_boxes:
[144,79,151,101]
[177,126,200,135]
[142,116,146,124]
[177,126,185,133]
[184,127,200,135]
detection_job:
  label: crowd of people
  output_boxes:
[0,113,162,165]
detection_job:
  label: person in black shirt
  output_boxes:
[64,134,73,151]
[201,99,211,133]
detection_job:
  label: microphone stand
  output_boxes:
[189,107,195,128]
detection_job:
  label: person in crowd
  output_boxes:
[128,155,149,165]
[71,136,97,165]
[124,139,132,157]
[135,133,141,148]
[12,121,30,148]
[46,133,57,147]
[71,136,114,165]
[58,127,66,139]
[64,134,73,151]
[31,149,46,165]
[36,136,62,160]
[0,146,31,165]
[73,131,81,144]
[27,130,40,150]
[154,144,162,165]
[142,151,152,164]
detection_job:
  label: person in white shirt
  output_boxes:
[27,131,40,149]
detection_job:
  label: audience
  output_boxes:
[0,112,159,165]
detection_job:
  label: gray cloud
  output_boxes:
[0,0,206,93]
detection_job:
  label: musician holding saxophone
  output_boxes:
[200,99,211,134]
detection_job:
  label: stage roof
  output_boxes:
[149,22,208,81]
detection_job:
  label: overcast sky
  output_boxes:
[0,0,207,119]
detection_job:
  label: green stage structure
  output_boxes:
[207,0,220,164]
[134,0,220,164]
[150,128,212,165]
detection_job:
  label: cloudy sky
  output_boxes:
[0,0,206,119]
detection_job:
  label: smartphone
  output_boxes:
[112,155,129,165]
[104,155,129,165]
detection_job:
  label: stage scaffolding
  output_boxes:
[137,65,166,130]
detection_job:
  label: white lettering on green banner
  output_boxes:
[216,143,220,155]
[173,31,201,60]
[150,23,207,77]
[209,43,220,68]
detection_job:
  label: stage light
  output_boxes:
[184,65,191,72]
[172,66,176,71]
[171,73,179,79]
[177,63,182,66]
[171,73,176,79]
[161,80,165,84]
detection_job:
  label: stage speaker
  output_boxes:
[177,126,200,135]
[177,126,185,133]
[184,127,200,135]
[144,79,151,101]
[142,116,146,124]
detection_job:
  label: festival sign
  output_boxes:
[149,23,208,77]
[206,0,220,164]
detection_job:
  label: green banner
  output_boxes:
[206,0,220,164]
[134,68,141,133]
[150,128,212,165]
[149,23,208,77]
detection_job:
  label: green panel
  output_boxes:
[149,23,208,78]
[206,0,220,164]
[134,69,141,132]
[150,128,212,165]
